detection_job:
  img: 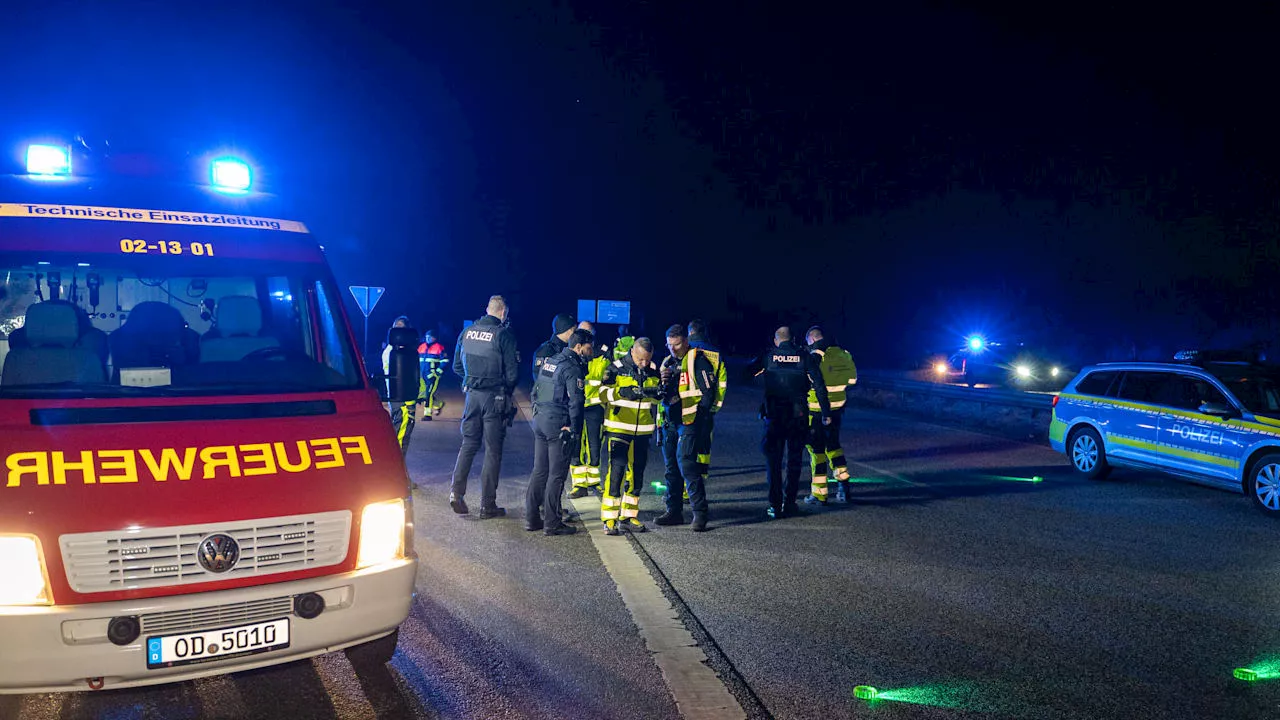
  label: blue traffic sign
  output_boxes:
[577,299,597,323]
[349,286,385,318]
[597,300,630,324]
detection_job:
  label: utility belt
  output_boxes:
[463,376,503,392]
[760,397,806,420]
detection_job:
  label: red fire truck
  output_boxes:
[0,140,417,692]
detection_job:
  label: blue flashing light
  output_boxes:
[211,158,251,192]
[967,336,985,351]
[26,144,71,176]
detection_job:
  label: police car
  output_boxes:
[1050,350,1280,516]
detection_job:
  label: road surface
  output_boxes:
[8,382,1280,719]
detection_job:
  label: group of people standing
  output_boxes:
[444,296,723,535]
[399,294,855,536]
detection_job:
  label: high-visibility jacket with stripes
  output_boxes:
[676,349,718,425]
[613,336,635,361]
[583,353,610,407]
[689,338,728,413]
[808,345,857,412]
[599,355,660,436]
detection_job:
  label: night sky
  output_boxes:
[3,1,1277,368]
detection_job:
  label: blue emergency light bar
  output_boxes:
[967,335,985,351]
[19,141,256,195]
[25,144,72,176]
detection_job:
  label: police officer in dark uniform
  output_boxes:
[449,295,519,519]
[525,328,594,536]
[531,313,577,394]
[750,326,829,519]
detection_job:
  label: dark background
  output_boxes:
[3,1,1278,370]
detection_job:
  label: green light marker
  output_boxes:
[1235,668,1258,682]
[854,685,879,700]
[1032,476,1044,482]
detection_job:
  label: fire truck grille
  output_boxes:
[59,511,352,594]
[140,596,297,635]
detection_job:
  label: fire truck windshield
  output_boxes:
[0,251,363,398]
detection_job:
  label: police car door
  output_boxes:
[1106,371,1167,466]
[1153,373,1245,489]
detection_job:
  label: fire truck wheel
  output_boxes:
[344,628,400,669]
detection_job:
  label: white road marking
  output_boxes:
[570,495,747,720]
[516,393,745,719]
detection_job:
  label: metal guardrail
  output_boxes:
[855,372,1055,412]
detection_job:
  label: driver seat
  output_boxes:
[199,295,279,362]
[2,302,107,386]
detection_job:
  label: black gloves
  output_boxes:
[618,386,643,401]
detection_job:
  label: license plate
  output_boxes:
[146,617,290,669]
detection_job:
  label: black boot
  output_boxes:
[449,493,469,515]
[655,509,684,526]
[691,513,708,532]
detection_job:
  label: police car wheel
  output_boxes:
[344,628,399,669]
[1068,427,1110,480]
[1246,454,1280,517]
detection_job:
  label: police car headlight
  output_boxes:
[0,535,52,606]
[1051,366,1060,377]
[357,499,406,568]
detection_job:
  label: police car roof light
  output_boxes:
[967,336,985,351]
[26,144,72,176]
[211,158,251,192]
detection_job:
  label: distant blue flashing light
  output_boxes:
[211,158,251,192]
[26,144,71,176]
[967,336,985,351]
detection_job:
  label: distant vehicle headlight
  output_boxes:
[1014,365,1032,379]
[934,362,948,375]
[1051,366,1060,377]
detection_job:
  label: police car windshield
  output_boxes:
[0,253,362,398]
[1206,367,1280,416]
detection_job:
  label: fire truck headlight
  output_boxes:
[357,499,406,568]
[0,535,51,605]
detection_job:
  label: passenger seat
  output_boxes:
[199,295,280,362]
[1,302,107,386]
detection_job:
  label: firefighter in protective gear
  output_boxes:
[525,329,593,536]
[684,319,727,503]
[570,321,607,498]
[749,327,828,518]
[418,331,448,419]
[656,324,718,532]
[383,316,427,455]
[449,295,519,518]
[612,332,635,361]
[597,337,662,535]
[803,326,858,505]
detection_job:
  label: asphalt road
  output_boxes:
[7,380,1280,719]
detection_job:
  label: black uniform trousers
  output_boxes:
[450,388,508,510]
[762,401,807,510]
[526,413,571,529]
[661,416,710,515]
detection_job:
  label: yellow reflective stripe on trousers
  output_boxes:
[604,419,657,434]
